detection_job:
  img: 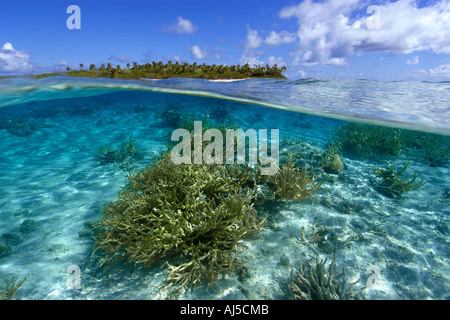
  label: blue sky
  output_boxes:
[1,0,449,80]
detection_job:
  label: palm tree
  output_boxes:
[79,63,84,71]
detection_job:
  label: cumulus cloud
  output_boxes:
[266,56,287,67]
[278,0,450,66]
[429,63,450,77]
[0,42,31,73]
[190,45,207,59]
[407,56,419,65]
[240,25,263,65]
[297,69,307,78]
[166,16,198,34]
[240,26,289,68]
[108,54,131,63]
[263,31,296,46]
[245,25,262,50]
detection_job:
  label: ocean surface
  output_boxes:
[0,76,448,300]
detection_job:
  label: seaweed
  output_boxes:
[373,161,425,199]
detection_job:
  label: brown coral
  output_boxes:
[330,154,344,172]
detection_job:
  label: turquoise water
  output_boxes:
[0,76,448,300]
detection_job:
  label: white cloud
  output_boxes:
[245,25,262,49]
[266,56,287,67]
[297,69,307,78]
[167,16,198,34]
[279,0,450,66]
[213,47,226,60]
[190,45,207,59]
[429,63,450,77]
[239,52,264,67]
[0,42,31,73]
[407,56,419,65]
[108,54,131,63]
[240,26,289,68]
[240,25,264,66]
[263,31,296,46]
[409,63,450,80]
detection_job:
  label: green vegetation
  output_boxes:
[35,61,287,80]
[334,122,404,158]
[373,161,425,199]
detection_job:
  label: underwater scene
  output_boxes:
[0,77,448,300]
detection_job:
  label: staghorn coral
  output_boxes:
[321,141,344,174]
[269,152,322,202]
[93,152,265,290]
[373,161,425,199]
[329,155,344,172]
[95,135,138,168]
[334,122,404,158]
[0,276,26,300]
[289,255,360,300]
[94,124,323,291]
[400,130,449,167]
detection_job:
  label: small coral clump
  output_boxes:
[321,141,344,174]
[95,135,138,168]
[269,152,322,202]
[373,161,425,199]
[330,155,344,172]
[0,276,26,300]
[289,255,360,300]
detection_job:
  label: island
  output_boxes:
[34,61,287,80]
